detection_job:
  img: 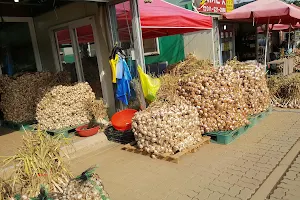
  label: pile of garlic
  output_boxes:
[178,68,249,132]
[9,174,109,200]
[234,65,270,115]
[58,174,109,200]
[36,82,95,130]
[294,55,300,72]
[0,72,69,123]
[132,98,203,156]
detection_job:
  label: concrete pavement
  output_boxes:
[70,110,300,200]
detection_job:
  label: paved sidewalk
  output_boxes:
[70,110,300,200]
[268,153,300,200]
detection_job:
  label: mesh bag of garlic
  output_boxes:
[178,68,249,133]
[9,170,110,200]
[60,167,110,200]
[0,72,70,123]
[36,82,95,130]
[132,98,203,156]
[227,60,271,115]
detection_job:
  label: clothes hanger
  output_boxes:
[109,42,118,60]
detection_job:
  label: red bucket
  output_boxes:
[76,125,100,137]
[111,109,138,131]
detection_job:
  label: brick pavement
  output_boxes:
[70,110,300,200]
[268,153,300,200]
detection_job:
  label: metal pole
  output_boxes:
[130,0,147,109]
[288,24,291,50]
[211,21,216,67]
[264,18,270,67]
[130,0,146,71]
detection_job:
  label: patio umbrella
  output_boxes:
[224,0,300,25]
[224,0,300,66]
[257,24,292,33]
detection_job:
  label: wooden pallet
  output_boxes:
[121,136,211,163]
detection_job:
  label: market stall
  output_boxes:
[109,0,213,73]
[224,0,300,66]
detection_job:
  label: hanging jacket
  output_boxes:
[109,54,118,83]
[116,53,124,79]
[116,57,132,105]
[116,78,129,105]
[109,46,126,83]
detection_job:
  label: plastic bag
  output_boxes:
[137,66,161,102]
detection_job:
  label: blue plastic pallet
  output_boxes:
[2,120,36,131]
[28,124,80,138]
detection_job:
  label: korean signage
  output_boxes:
[226,0,234,12]
[197,0,233,13]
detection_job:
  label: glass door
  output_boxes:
[54,28,78,83]
[73,24,102,99]
[51,18,103,99]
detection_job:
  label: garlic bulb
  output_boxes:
[36,82,95,130]
[177,60,270,133]
[226,60,270,115]
[178,68,249,132]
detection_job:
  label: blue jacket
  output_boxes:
[116,58,132,105]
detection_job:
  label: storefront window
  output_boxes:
[0,22,37,75]
[144,38,160,56]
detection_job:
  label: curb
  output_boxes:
[251,139,300,200]
[61,133,118,159]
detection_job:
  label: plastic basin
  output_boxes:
[76,125,100,137]
[111,109,138,131]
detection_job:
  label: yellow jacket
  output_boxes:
[109,54,119,83]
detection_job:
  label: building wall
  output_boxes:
[183,30,214,61]
[34,2,98,72]
[144,0,189,66]
[33,2,116,115]
[183,18,220,66]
